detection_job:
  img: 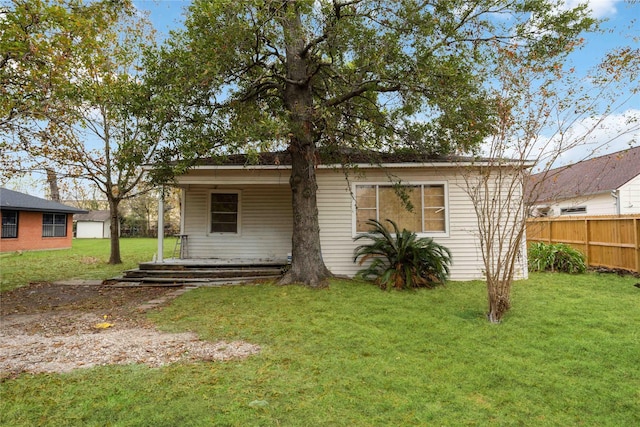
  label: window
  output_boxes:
[1,210,18,238]
[42,213,67,237]
[560,206,586,215]
[210,192,239,233]
[355,184,447,234]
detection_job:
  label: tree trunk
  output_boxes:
[108,197,122,264]
[486,279,511,323]
[278,1,332,287]
[46,168,60,202]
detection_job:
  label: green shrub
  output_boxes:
[528,242,587,274]
[353,219,452,290]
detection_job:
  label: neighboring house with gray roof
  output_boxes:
[528,146,640,216]
[74,210,113,239]
[0,187,87,252]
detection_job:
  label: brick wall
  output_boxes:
[0,211,74,252]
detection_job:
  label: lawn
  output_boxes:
[0,238,172,292]
[1,268,638,426]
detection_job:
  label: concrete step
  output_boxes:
[123,267,283,279]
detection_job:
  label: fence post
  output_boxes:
[584,218,590,266]
[635,217,639,274]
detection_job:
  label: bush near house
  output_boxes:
[353,219,452,289]
[528,242,587,274]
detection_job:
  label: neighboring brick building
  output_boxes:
[0,187,87,253]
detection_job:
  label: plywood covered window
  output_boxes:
[210,192,240,233]
[355,184,447,234]
[42,213,67,237]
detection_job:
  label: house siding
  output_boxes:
[542,193,616,217]
[620,175,640,215]
[316,168,490,281]
[0,211,74,252]
[177,166,527,281]
[182,184,292,259]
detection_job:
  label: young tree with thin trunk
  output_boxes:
[147,0,594,287]
[1,0,164,264]
[460,35,639,323]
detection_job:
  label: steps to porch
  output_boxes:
[106,258,288,287]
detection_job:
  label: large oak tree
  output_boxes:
[148,0,593,286]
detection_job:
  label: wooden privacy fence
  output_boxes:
[526,215,640,273]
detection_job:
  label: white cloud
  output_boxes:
[563,0,618,18]
[532,109,640,172]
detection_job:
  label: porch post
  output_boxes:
[157,186,164,263]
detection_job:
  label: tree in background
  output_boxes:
[1,0,165,264]
[147,0,593,287]
[460,24,639,322]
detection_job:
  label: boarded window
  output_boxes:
[2,210,18,238]
[355,184,446,233]
[210,193,239,233]
[42,213,67,237]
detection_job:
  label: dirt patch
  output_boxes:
[0,282,260,378]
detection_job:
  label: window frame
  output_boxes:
[352,182,449,238]
[560,206,587,215]
[42,212,67,237]
[208,190,242,235]
[1,210,18,239]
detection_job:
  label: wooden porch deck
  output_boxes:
[107,258,288,287]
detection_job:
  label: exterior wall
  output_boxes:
[178,166,527,281]
[76,221,109,238]
[182,184,292,259]
[540,193,616,217]
[0,211,74,252]
[316,167,503,281]
[619,175,640,214]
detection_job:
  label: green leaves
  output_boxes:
[353,219,452,290]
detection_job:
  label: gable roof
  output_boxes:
[0,187,87,214]
[74,210,110,222]
[529,146,640,203]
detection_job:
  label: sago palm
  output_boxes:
[353,219,452,290]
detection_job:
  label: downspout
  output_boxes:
[611,189,620,215]
[157,186,164,263]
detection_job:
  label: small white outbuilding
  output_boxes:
[74,210,111,238]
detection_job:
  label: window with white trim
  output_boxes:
[355,184,447,234]
[42,213,67,237]
[2,210,18,238]
[210,192,239,233]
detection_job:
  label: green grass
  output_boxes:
[0,238,172,292]
[1,272,638,426]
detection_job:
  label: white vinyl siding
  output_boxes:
[316,168,507,281]
[182,184,292,260]
[620,175,640,214]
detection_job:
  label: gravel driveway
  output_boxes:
[0,281,260,378]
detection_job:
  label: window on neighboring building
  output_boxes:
[1,210,18,238]
[210,192,240,233]
[560,206,586,215]
[355,184,447,234]
[42,213,67,237]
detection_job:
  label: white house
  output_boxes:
[529,146,640,217]
[156,151,530,282]
[74,210,111,238]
